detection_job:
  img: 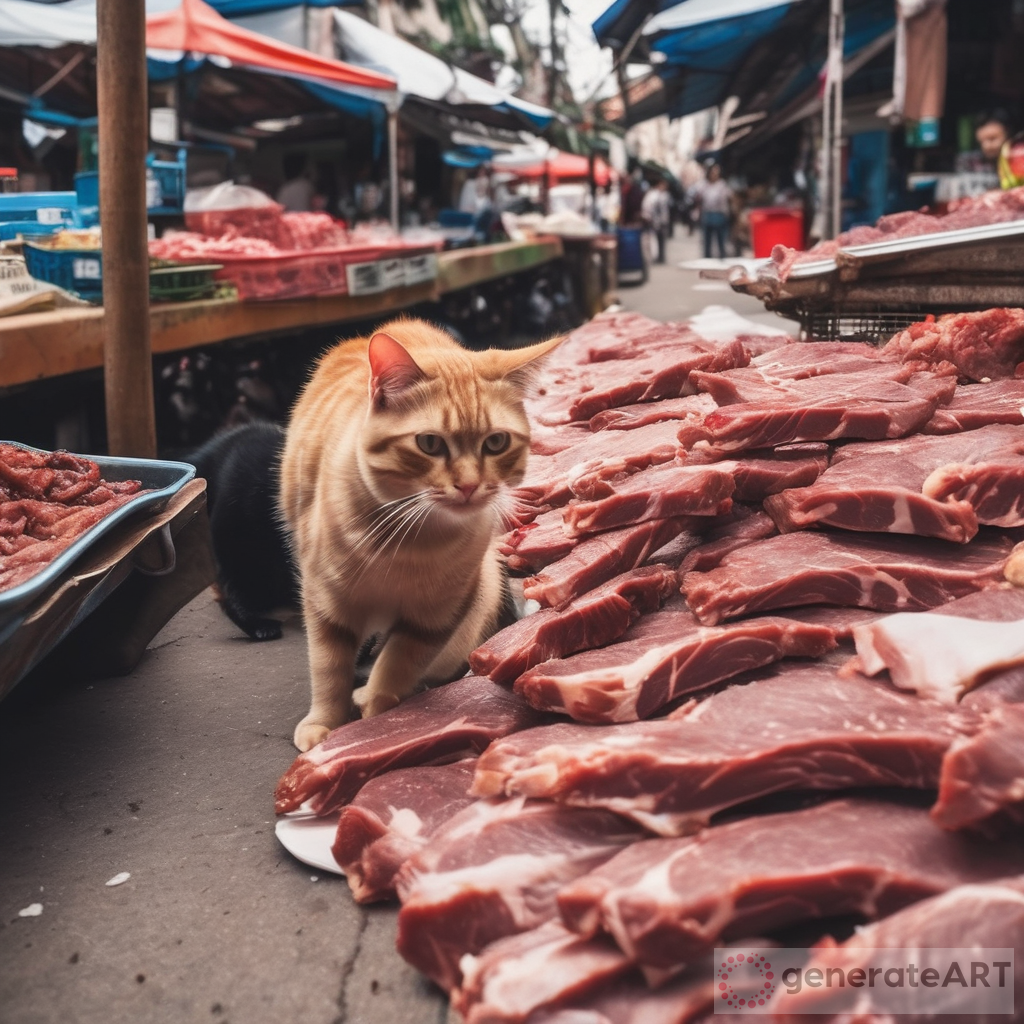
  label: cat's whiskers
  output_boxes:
[352,491,431,553]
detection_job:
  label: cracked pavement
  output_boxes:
[0,590,447,1024]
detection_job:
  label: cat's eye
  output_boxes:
[483,432,511,455]
[416,433,447,456]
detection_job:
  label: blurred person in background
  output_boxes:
[695,163,732,259]
[276,152,314,212]
[459,164,492,214]
[641,178,671,264]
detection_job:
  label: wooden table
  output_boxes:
[0,237,563,388]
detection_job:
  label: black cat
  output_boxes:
[190,422,299,641]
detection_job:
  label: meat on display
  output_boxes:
[468,564,677,685]
[923,379,1024,434]
[273,676,548,815]
[588,393,717,432]
[394,797,642,992]
[513,605,836,723]
[331,759,478,903]
[764,424,1024,542]
[556,798,1024,970]
[681,530,1011,625]
[472,666,969,835]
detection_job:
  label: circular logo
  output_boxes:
[718,952,775,1010]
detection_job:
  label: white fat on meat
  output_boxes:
[853,613,1024,703]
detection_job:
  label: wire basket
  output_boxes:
[800,311,926,346]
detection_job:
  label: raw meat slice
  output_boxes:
[882,306,1024,382]
[566,341,749,422]
[852,613,1024,703]
[453,922,633,1024]
[765,425,1024,541]
[517,420,683,509]
[331,760,477,902]
[681,530,1011,626]
[274,676,548,815]
[502,509,576,573]
[514,606,836,723]
[750,340,887,376]
[932,703,1024,832]
[561,462,734,537]
[589,394,717,432]
[472,665,969,835]
[530,424,591,456]
[523,518,699,610]
[557,799,1024,970]
[676,508,778,572]
[696,371,956,453]
[469,565,677,685]
[777,604,887,640]
[923,379,1024,434]
[394,798,642,991]
[772,877,1024,1020]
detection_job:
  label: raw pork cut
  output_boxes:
[502,509,575,573]
[772,876,1024,1021]
[331,760,477,902]
[453,922,633,1024]
[923,379,1024,434]
[765,425,1024,542]
[589,394,717,432]
[694,371,955,453]
[561,461,734,536]
[468,565,676,685]
[681,530,1011,625]
[394,798,641,991]
[523,518,697,610]
[274,676,548,815]
[676,508,778,572]
[514,605,836,723]
[933,703,1024,832]
[882,306,1024,381]
[557,799,1024,970]
[473,666,968,835]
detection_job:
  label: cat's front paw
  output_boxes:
[352,686,400,719]
[293,717,331,752]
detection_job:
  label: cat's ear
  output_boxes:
[368,333,425,409]
[478,335,564,391]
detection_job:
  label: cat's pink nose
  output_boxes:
[458,483,478,501]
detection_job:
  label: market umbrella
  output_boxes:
[497,150,615,187]
[144,0,397,95]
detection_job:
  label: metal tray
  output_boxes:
[0,443,195,624]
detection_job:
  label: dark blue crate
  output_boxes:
[616,226,647,274]
[23,243,104,302]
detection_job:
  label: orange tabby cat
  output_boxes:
[279,318,561,751]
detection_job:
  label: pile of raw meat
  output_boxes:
[771,185,1024,279]
[275,308,1024,1023]
[0,445,144,592]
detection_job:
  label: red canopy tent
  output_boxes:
[505,150,616,187]
[145,0,397,94]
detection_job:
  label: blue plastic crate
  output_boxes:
[0,191,77,224]
[616,226,647,276]
[146,150,186,214]
[0,221,64,242]
[23,242,103,302]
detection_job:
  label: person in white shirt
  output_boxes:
[695,163,733,258]
[458,166,492,215]
[641,179,671,264]
[276,152,314,212]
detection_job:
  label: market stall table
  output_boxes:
[0,238,563,388]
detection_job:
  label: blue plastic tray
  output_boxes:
[0,444,195,625]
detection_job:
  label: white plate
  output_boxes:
[275,811,345,876]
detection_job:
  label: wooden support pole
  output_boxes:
[97,0,157,458]
[388,109,399,232]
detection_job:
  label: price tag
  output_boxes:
[36,208,64,225]
[346,261,384,296]
[379,257,406,290]
[403,253,437,285]
[73,258,102,280]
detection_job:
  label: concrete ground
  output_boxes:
[0,231,796,1024]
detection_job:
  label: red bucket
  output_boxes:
[749,207,804,258]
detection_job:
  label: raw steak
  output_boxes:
[750,340,888,377]
[695,371,956,453]
[589,394,717,432]
[472,666,969,835]
[331,760,477,902]
[524,518,699,610]
[514,605,836,723]
[558,799,1024,970]
[468,565,677,685]
[453,922,633,1024]
[765,425,1024,541]
[777,604,887,640]
[502,509,575,573]
[530,424,591,456]
[681,530,1011,626]
[676,508,778,572]
[274,676,548,815]
[394,798,642,991]
[933,703,1024,832]
[882,306,1024,382]
[923,379,1024,434]
[773,877,1024,1021]
[517,420,683,509]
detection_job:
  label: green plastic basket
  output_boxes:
[148,261,222,303]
